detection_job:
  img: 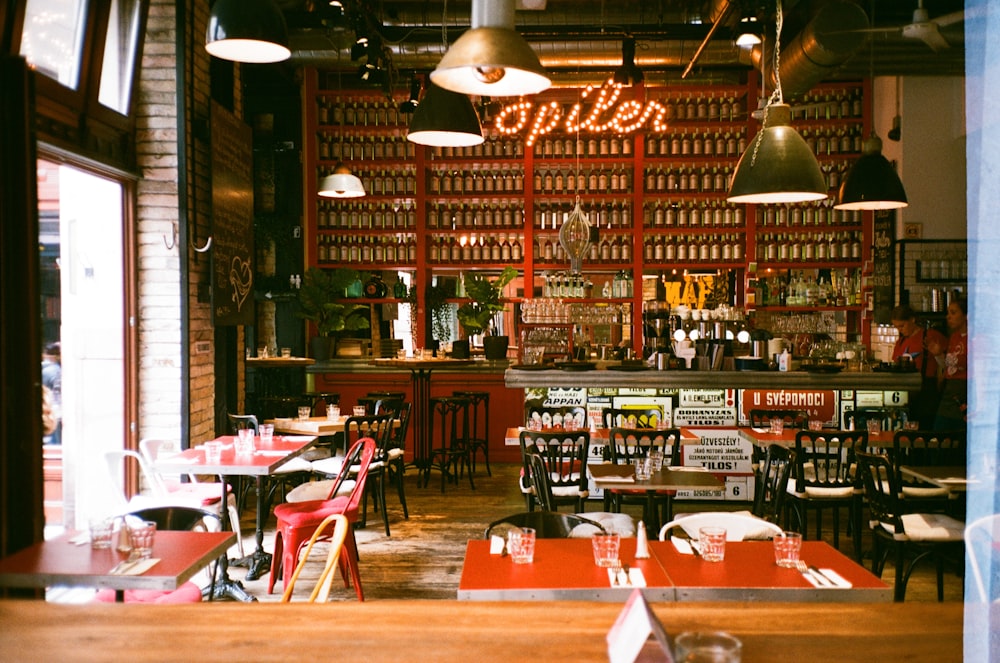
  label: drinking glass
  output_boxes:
[259,423,274,444]
[773,532,803,568]
[88,517,114,550]
[235,428,255,455]
[633,457,652,481]
[508,528,536,564]
[203,440,222,464]
[353,405,367,417]
[648,449,665,472]
[673,631,742,663]
[127,520,157,559]
[769,417,784,435]
[698,526,727,562]
[326,404,341,420]
[298,406,312,420]
[592,533,621,568]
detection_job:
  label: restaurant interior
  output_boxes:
[0,1,997,661]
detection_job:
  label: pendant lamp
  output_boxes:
[430,0,550,97]
[318,163,366,199]
[612,37,643,86]
[727,1,827,205]
[205,0,291,64]
[559,197,592,275]
[406,82,485,147]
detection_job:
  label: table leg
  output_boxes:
[230,476,273,581]
[210,477,257,602]
[409,369,432,473]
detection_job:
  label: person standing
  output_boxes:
[927,299,968,431]
[890,305,947,428]
[41,341,62,445]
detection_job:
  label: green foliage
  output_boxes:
[456,267,517,337]
[297,267,369,337]
[425,282,454,343]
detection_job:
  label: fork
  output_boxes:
[796,560,830,586]
[610,563,622,586]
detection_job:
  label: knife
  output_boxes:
[809,565,834,587]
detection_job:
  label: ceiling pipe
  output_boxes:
[681,0,736,79]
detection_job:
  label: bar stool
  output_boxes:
[453,390,491,476]
[422,396,474,493]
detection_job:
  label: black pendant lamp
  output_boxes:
[612,37,643,86]
[835,134,908,210]
[205,0,291,64]
[406,82,484,148]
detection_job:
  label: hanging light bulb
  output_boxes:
[727,0,827,205]
[205,0,291,64]
[318,163,365,198]
[559,197,592,275]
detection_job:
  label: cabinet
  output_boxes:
[303,71,871,350]
[898,239,967,315]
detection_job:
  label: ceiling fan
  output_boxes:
[862,0,964,53]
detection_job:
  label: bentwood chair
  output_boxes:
[658,511,784,542]
[280,514,350,603]
[752,443,793,527]
[605,427,682,524]
[268,437,376,599]
[890,430,966,516]
[454,390,491,476]
[855,451,965,601]
[519,429,591,512]
[485,510,607,540]
[601,407,662,430]
[423,396,475,493]
[93,506,222,604]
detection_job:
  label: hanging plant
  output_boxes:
[425,282,454,343]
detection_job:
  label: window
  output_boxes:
[98,0,142,113]
[19,0,88,89]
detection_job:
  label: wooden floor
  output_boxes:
[232,462,965,604]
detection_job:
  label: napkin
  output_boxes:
[801,566,852,588]
[599,475,635,483]
[69,532,91,546]
[751,427,770,433]
[671,536,695,555]
[607,567,646,587]
[111,558,160,575]
[667,466,709,472]
[489,535,506,555]
[816,568,852,588]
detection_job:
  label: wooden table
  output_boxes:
[738,427,896,450]
[154,434,317,599]
[899,465,970,491]
[458,538,890,603]
[267,415,400,455]
[0,600,964,662]
[590,463,725,532]
[0,530,234,602]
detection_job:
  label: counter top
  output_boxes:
[505,368,922,390]
[308,358,511,374]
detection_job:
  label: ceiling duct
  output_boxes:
[752,0,868,101]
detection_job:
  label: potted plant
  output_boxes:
[297,267,369,360]
[457,266,518,360]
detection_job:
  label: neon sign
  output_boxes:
[493,80,672,146]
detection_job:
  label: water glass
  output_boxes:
[699,526,727,562]
[634,457,652,481]
[203,440,222,464]
[808,419,823,431]
[88,517,114,550]
[769,417,784,435]
[297,406,312,421]
[280,347,291,358]
[353,405,367,417]
[591,533,621,568]
[866,419,882,435]
[259,423,274,444]
[508,528,536,564]
[326,404,341,421]
[235,428,255,455]
[673,631,742,663]
[773,531,803,568]
[648,449,665,472]
[128,520,157,559]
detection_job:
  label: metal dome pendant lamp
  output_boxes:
[430,0,551,97]
[205,0,291,64]
[406,81,485,148]
[318,163,366,199]
[727,1,827,205]
[835,3,908,211]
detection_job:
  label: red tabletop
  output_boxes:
[739,427,896,449]
[650,540,891,603]
[458,538,674,602]
[0,530,235,594]
[458,538,890,603]
[153,434,316,476]
[590,464,725,492]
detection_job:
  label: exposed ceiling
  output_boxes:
[280,0,970,95]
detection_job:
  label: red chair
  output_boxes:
[267,437,376,599]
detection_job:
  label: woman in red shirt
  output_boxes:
[927,298,968,431]
[890,305,947,427]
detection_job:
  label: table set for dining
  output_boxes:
[458,537,890,603]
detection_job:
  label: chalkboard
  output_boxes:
[872,210,895,324]
[210,102,255,327]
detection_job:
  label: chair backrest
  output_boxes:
[792,430,868,491]
[484,511,607,539]
[346,413,395,453]
[326,436,378,503]
[607,426,681,466]
[227,413,259,434]
[602,407,662,430]
[752,444,792,523]
[104,449,169,507]
[526,452,555,511]
[519,429,591,493]
[891,430,966,481]
[373,397,405,417]
[749,409,809,429]
[855,451,904,535]
[127,505,221,532]
[524,405,587,431]
[138,438,191,484]
[281,513,350,603]
[658,512,784,542]
[385,401,411,450]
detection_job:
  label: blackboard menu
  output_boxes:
[210,102,255,327]
[872,210,895,324]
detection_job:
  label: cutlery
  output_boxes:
[621,563,631,586]
[795,560,831,586]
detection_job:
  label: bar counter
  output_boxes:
[505,367,922,390]
[0,600,963,662]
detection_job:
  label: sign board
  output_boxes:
[672,407,736,427]
[210,101,255,327]
[681,428,753,474]
[872,210,895,324]
[739,389,840,424]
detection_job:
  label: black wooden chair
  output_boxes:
[855,451,965,601]
[454,390,491,477]
[752,443,793,527]
[602,407,663,430]
[485,511,607,540]
[423,396,475,493]
[519,429,591,512]
[748,409,810,430]
[524,405,588,432]
[605,426,682,524]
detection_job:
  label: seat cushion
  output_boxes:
[572,512,636,538]
[898,513,966,542]
[93,581,203,604]
[901,486,952,499]
[274,496,351,528]
[285,479,356,503]
[273,457,312,474]
[802,485,854,498]
[311,456,344,476]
